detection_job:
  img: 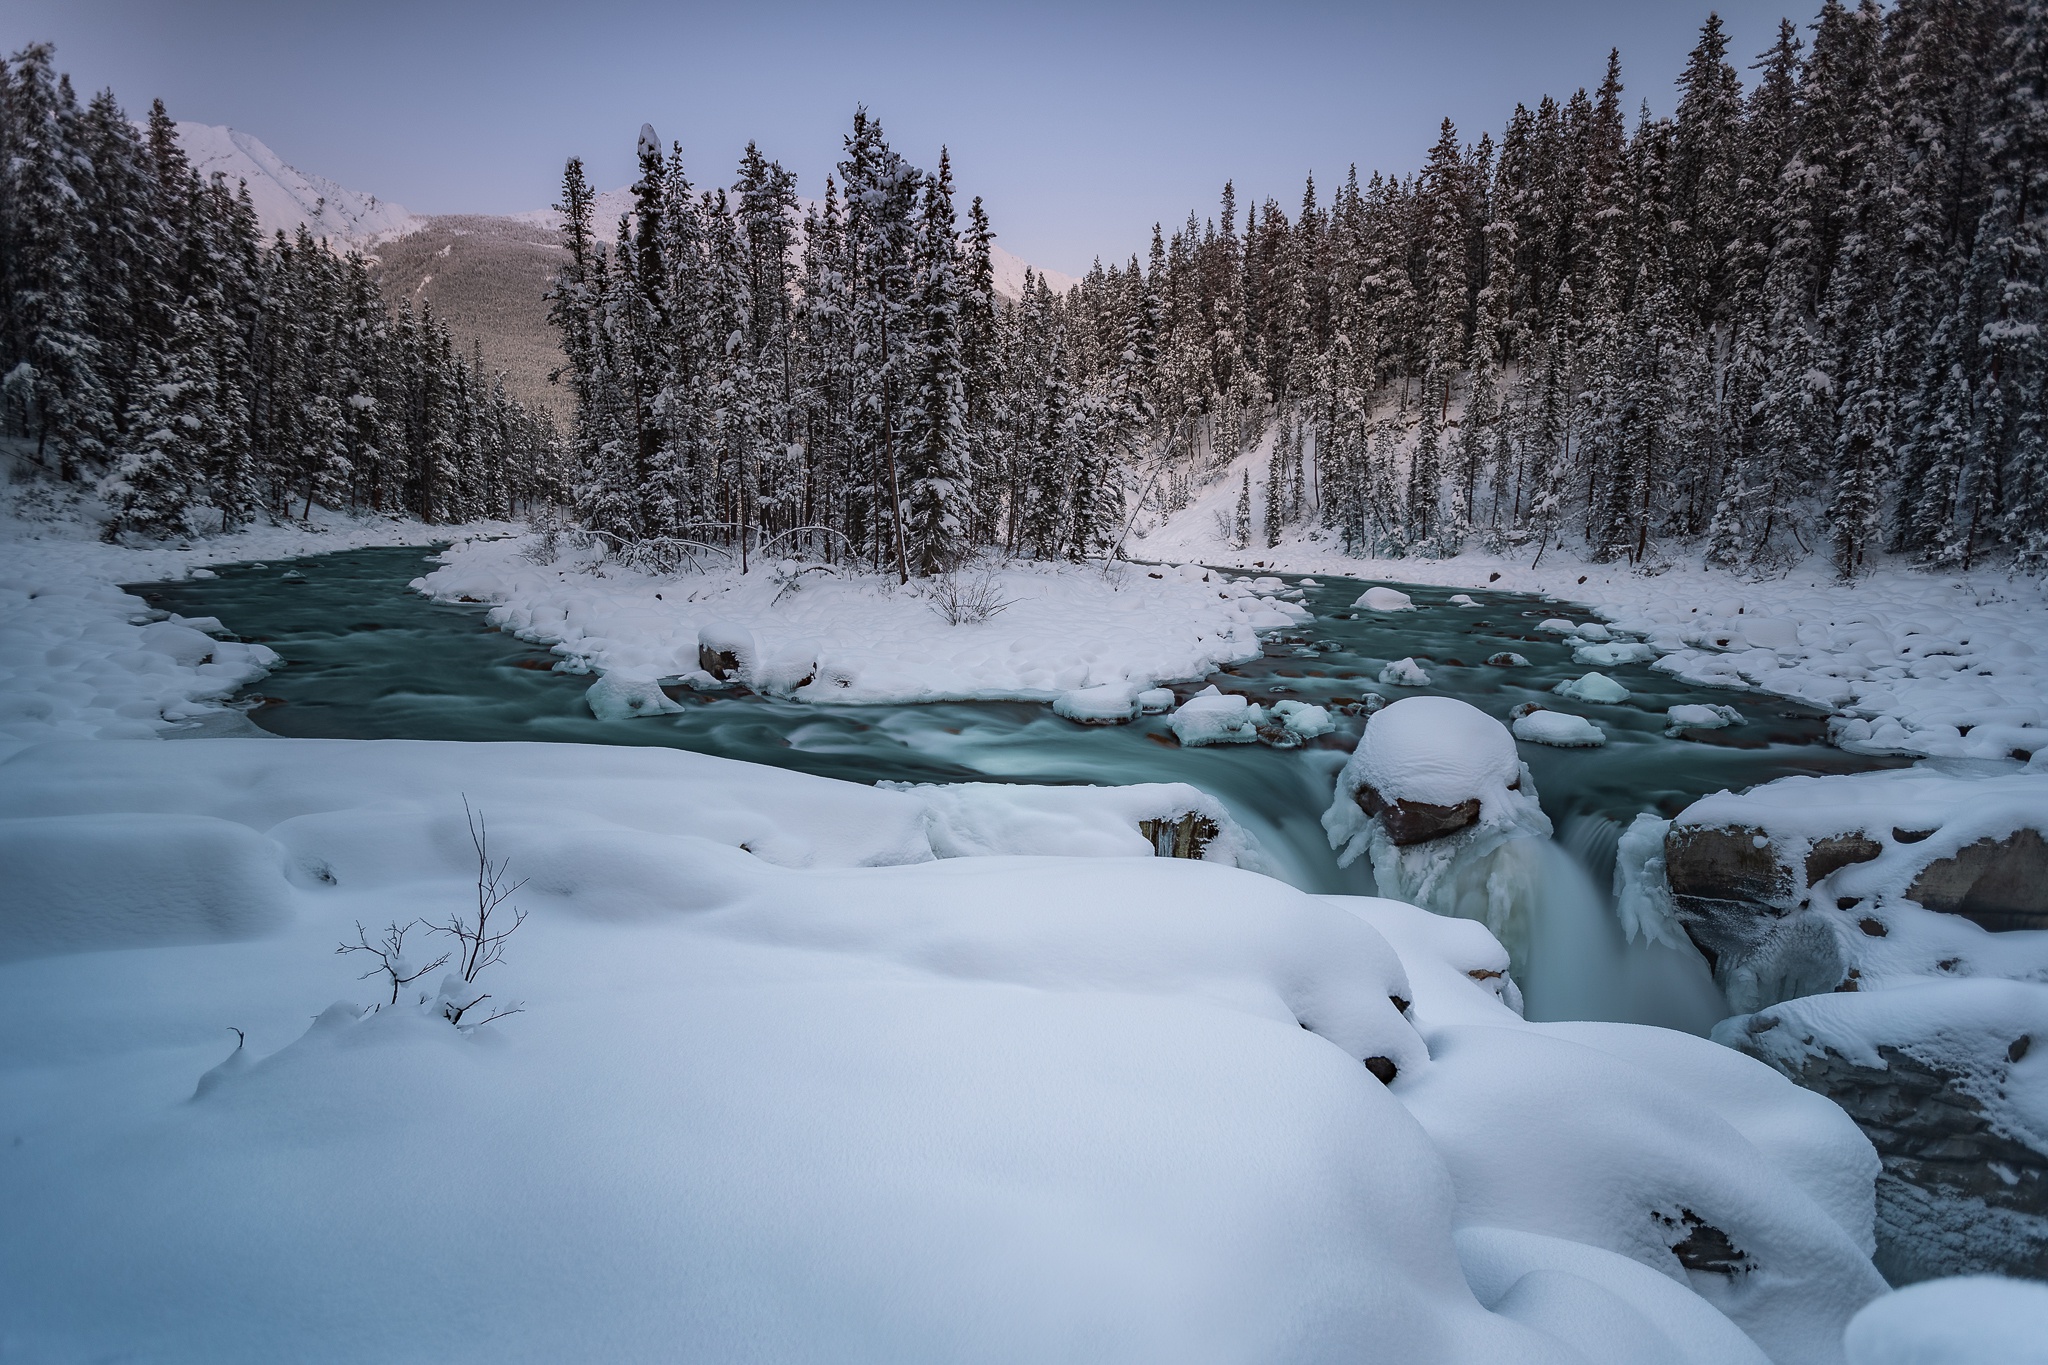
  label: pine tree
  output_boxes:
[1234,467,1252,549]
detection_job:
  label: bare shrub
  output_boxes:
[928,569,1015,626]
[427,797,528,1027]
[338,919,449,1006]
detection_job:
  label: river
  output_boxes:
[132,545,1898,1034]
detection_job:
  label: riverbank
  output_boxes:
[1136,470,2048,769]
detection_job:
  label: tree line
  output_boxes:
[1053,0,2048,577]
[547,113,1136,581]
[0,44,563,539]
[552,0,2048,582]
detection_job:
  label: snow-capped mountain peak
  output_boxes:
[167,123,420,250]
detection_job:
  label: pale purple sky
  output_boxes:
[8,0,1809,277]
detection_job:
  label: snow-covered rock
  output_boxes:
[1573,641,1658,667]
[1512,710,1606,747]
[1167,685,1263,746]
[1053,682,1139,724]
[1669,703,1743,732]
[1355,586,1416,611]
[1555,671,1631,704]
[1721,980,2048,1283]
[1270,698,1334,740]
[1325,699,1555,968]
[1380,656,1431,687]
[584,674,684,721]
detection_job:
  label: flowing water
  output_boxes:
[133,545,1900,1033]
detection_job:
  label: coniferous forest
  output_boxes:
[554,0,2048,582]
[6,0,2048,581]
[0,44,563,539]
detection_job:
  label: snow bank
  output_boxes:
[1844,1276,2048,1365]
[1513,710,1606,747]
[0,812,292,960]
[0,737,1888,1362]
[889,779,1267,871]
[420,538,1311,710]
[0,475,515,756]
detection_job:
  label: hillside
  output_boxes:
[367,215,570,418]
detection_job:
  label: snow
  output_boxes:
[1514,710,1607,748]
[1555,671,1632,704]
[420,535,1311,709]
[0,735,1891,1362]
[1356,585,1417,611]
[1168,684,1263,746]
[167,123,420,251]
[1844,1276,2048,1365]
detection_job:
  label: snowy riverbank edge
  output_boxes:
[1138,512,2048,769]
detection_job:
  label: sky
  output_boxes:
[7,0,1812,278]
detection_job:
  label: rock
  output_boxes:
[1807,833,1884,885]
[1485,652,1530,668]
[1906,828,2048,932]
[1723,999,2048,1284]
[1665,824,1794,914]
[1355,782,1482,845]
[1354,586,1415,611]
[696,622,755,682]
[1138,813,1219,859]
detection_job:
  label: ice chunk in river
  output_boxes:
[1554,671,1630,704]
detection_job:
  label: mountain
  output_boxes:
[169,123,419,250]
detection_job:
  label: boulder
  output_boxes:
[1906,828,2048,932]
[1354,781,1482,846]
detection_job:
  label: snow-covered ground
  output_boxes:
[1138,442,2048,770]
[2,464,2035,1356]
[418,533,1312,712]
[1,735,1892,1363]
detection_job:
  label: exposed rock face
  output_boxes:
[1138,813,1220,860]
[1907,828,2048,932]
[1726,1022,2048,1284]
[698,642,742,681]
[1354,783,1482,845]
[1663,813,2048,999]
